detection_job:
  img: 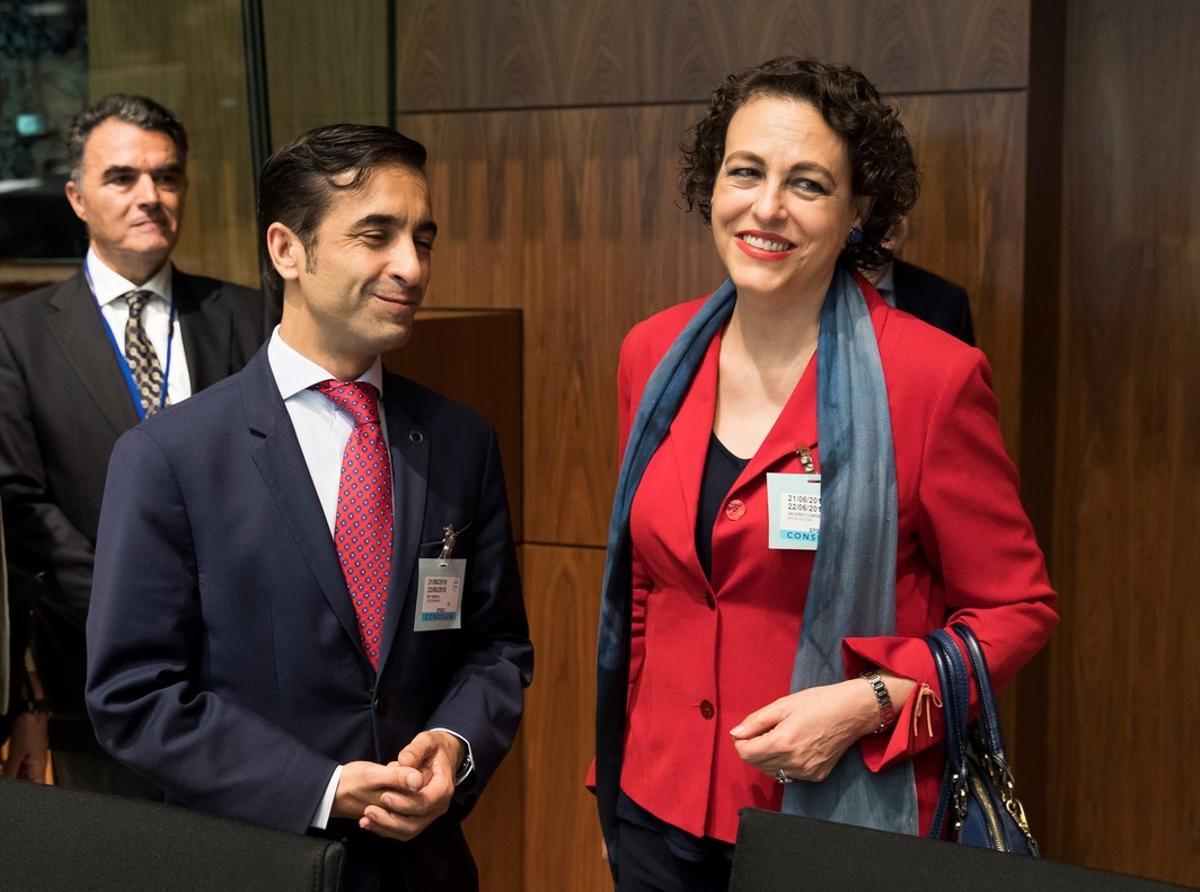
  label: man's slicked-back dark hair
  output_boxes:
[680,57,918,271]
[67,93,189,181]
[257,123,428,303]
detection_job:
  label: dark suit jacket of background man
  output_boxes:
[85,345,532,888]
[892,258,976,346]
[0,268,263,753]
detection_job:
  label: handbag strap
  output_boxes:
[926,628,971,837]
[950,622,1008,762]
[929,629,971,751]
[927,624,1038,850]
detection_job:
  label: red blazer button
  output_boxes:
[724,499,746,521]
[699,699,715,719]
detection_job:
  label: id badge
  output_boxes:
[414,558,466,631]
[767,472,821,550]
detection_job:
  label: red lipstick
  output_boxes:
[734,230,794,261]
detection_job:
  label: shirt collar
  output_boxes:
[86,247,174,308]
[874,260,896,302]
[267,326,384,401]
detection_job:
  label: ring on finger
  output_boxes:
[774,768,793,784]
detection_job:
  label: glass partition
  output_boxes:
[0,0,390,295]
[0,0,89,262]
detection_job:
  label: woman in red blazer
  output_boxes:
[594,58,1056,891]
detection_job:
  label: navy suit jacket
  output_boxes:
[891,258,976,347]
[85,345,532,888]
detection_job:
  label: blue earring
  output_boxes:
[846,227,863,246]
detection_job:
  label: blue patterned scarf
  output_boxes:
[595,266,917,870]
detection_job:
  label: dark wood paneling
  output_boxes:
[400,104,724,546]
[1042,1,1200,884]
[396,0,1029,111]
[262,0,389,147]
[463,728,526,892]
[519,544,609,892]
[1010,0,1068,841]
[87,0,259,287]
[402,93,1026,546]
[384,309,524,540]
[897,91,1028,456]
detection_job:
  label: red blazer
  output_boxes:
[612,277,1057,843]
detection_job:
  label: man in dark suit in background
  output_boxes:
[0,94,263,794]
[86,124,532,890]
[872,256,976,346]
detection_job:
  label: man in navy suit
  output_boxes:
[881,257,975,346]
[85,124,532,890]
[862,220,976,346]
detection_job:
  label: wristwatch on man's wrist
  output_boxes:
[16,697,52,716]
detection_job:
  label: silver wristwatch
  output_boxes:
[861,670,896,733]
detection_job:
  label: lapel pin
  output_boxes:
[408,430,424,445]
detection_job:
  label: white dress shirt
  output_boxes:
[267,326,388,533]
[265,327,472,829]
[87,249,192,405]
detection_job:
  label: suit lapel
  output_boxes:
[378,377,429,674]
[241,349,366,664]
[174,269,232,390]
[44,270,139,436]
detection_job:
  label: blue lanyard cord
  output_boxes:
[86,267,175,421]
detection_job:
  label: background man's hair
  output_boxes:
[67,94,189,181]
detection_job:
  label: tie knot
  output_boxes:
[313,379,381,427]
[123,289,154,316]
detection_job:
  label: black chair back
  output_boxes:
[730,808,1187,892]
[0,777,344,891]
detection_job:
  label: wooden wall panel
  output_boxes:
[897,92,1028,454]
[1041,1,1200,884]
[400,104,725,546]
[402,92,1026,546]
[87,0,258,287]
[384,309,525,540]
[463,728,527,892]
[519,544,609,892]
[262,0,389,147]
[395,0,1029,110]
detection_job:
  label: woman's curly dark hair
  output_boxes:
[680,57,919,271]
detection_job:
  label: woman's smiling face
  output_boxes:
[710,94,866,303]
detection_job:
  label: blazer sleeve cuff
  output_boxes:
[843,635,944,771]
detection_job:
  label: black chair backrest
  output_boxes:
[730,808,1187,892]
[0,778,344,891]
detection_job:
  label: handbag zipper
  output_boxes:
[968,773,1009,852]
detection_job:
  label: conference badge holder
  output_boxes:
[767,446,821,550]
[415,524,466,631]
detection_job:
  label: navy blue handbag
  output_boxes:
[926,622,1040,855]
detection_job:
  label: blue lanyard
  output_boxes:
[86,267,175,421]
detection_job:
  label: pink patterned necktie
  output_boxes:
[313,380,393,670]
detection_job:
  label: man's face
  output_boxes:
[65,118,186,281]
[280,164,436,371]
